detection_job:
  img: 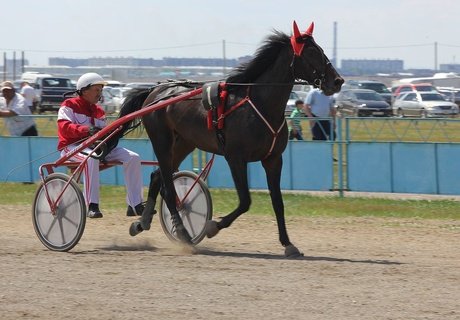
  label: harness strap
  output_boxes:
[220,96,249,119]
[219,95,286,160]
[246,99,286,159]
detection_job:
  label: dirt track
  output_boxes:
[0,204,459,320]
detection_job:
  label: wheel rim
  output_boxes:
[33,175,85,251]
[160,172,212,244]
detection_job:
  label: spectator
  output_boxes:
[20,81,36,113]
[57,72,144,219]
[303,88,336,141]
[0,81,38,136]
[288,99,305,140]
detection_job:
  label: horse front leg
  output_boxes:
[129,169,161,236]
[262,155,303,258]
[205,159,251,238]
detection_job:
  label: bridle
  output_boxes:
[290,21,331,89]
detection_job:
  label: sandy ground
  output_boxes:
[0,204,459,320]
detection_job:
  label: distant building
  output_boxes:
[439,63,460,73]
[1,58,29,79]
[341,59,404,76]
[29,56,251,82]
[48,56,241,68]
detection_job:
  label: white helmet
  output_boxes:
[76,72,107,90]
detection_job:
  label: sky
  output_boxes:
[2,0,460,70]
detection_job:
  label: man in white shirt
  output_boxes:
[303,88,336,140]
[20,81,36,113]
[0,81,38,136]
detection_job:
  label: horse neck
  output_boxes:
[248,56,294,122]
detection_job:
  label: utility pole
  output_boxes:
[13,51,16,80]
[434,41,438,72]
[222,39,227,76]
[21,51,25,75]
[333,21,337,68]
[3,52,6,81]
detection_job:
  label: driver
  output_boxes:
[57,72,144,218]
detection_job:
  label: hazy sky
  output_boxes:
[2,0,459,69]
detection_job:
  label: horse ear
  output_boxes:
[293,21,301,39]
[305,22,314,36]
[291,20,305,56]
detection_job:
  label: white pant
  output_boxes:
[61,145,143,208]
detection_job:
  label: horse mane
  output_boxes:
[227,30,290,84]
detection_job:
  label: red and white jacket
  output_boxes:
[57,96,107,150]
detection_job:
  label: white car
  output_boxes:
[100,87,117,114]
[393,91,459,118]
[109,87,132,111]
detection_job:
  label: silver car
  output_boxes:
[393,91,459,118]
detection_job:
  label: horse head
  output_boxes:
[291,21,344,96]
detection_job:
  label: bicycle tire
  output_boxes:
[32,173,86,251]
[159,171,212,245]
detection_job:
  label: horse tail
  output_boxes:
[105,88,151,152]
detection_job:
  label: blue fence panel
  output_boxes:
[347,142,392,192]
[289,141,334,191]
[391,143,437,194]
[29,137,67,180]
[206,154,234,188]
[3,123,460,196]
[436,144,460,195]
[204,141,334,191]
[0,137,33,182]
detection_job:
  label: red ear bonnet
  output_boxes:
[306,22,314,36]
[291,21,314,56]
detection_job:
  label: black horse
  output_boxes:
[117,21,343,257]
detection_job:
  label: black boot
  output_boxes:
[88,203,103,218]
[126,203,145,216]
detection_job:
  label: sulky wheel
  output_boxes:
[159,171,212,245]
[32,173,86,252]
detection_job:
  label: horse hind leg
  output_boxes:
[130,176,192,243]
[129,169,161,236]
[160,171,193,244]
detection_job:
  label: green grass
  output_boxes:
[4,182,459,220]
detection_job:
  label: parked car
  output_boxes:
[335,89,392,117]
[105,80,124,88]
[21,73,74,113]
[346,80,392,105]
[392,91,459,118]
[109,87,132,112]
[100,87,117,114]
[391,83,437,102]
[124,82,157,89]
[436,87,460,107]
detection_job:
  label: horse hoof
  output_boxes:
[140,219,152,231]
[175,225,193,244]
[285,244,303,258]
[129,221,143,237]
[205,220,220,238]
